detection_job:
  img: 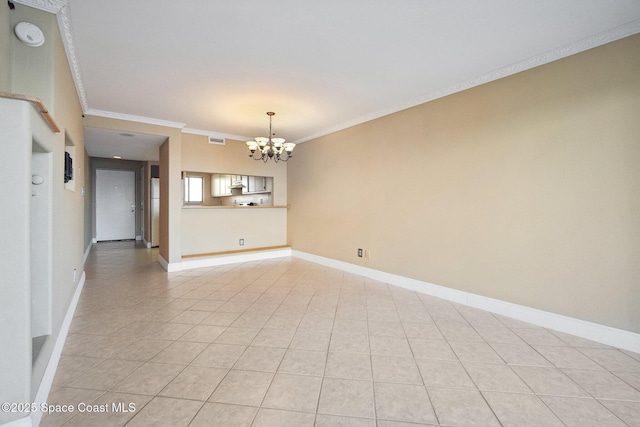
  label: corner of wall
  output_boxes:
[0,1,11,91]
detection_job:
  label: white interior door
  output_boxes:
[96,169,136,241]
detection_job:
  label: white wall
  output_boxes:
[0,99,33,426]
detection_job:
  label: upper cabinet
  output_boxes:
[212,174,232,196]
[211,174,273,196]
[246,175,273,194]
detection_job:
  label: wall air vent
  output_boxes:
[208,136,225,145]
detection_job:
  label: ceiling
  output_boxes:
[19,1,640,160]
[83,127,167,162]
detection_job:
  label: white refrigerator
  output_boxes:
[150,178,160,247]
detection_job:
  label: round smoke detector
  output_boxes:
[14,21,45,47]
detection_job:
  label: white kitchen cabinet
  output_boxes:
[247,176,264,193]
[246,176,272,194]
[212,174,232,196]
[212,174,273,196]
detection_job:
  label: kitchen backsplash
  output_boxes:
[220,193,273,206]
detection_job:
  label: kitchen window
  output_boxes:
[184,175,204,204]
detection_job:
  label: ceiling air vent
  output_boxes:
[208,136,225,145]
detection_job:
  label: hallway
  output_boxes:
[41,242,640,426]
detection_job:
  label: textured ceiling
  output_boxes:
[16,0,640,158]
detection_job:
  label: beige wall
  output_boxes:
[288,34,640,334]
[182,208,288,256]
[47,3,87,391]
[180,134,289,256]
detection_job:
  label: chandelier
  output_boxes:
[246,112,295,163]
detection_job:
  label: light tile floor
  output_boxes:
[42,241,640,426]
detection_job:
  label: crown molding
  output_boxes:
[12,0,65,14]
[13,0,90,113]
[84,109,186,129]
[182,128,252,142]
[54,1,89,112]
[14,2,640,142]
[294,19,640,144]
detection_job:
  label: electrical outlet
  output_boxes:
[357,248,363,257]
[239,238,244,246]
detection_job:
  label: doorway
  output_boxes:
[96,169,136,241]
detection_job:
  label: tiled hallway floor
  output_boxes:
[42,241,640,426]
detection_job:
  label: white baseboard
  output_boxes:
[160,248,292,272]
[135,235,142,241]
[155,245,639,352]
[82,241,92,264]
[181,248,292,271]
[157,254,174,272]
[29,271,86,427]
[467,292,640,353]
[292,250,640,354]
[91,237,97,244]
